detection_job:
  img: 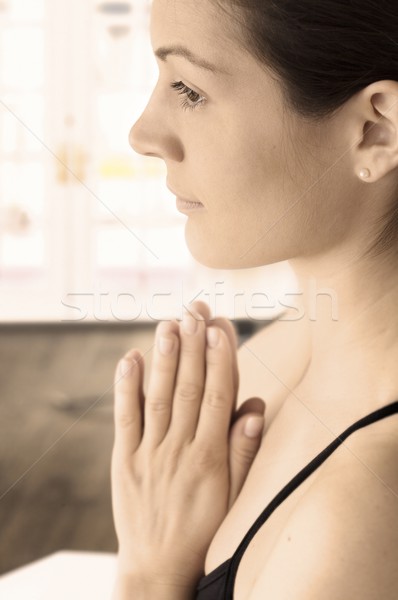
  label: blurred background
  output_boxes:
[0,0,297,575]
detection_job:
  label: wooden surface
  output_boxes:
[0,320,259,575]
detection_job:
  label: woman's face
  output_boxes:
[129,0,359,269]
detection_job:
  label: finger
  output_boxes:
[188,301,239,401]
[124,347,145,421]
[212,316,239,402]
[228,411,265,509]
[113,350,143,457]
[168,309,207,442]
[187,300,212,322]
[144,320,180,447]
[195,327,234,448]
[231,397,266,426]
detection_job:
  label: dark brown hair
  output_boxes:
[217,0,398,259]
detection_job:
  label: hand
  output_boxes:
[183,301,267,507]
[111,304,265,592]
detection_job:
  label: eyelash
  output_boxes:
[170,80,206,111]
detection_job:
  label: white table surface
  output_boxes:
[0,551,117,599]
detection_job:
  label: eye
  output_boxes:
[170,81,206,111]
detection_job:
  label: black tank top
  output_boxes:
[195,400,398,599]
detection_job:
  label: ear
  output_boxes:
[353,80,398,181]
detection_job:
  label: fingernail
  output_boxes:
[182,310,198,335]
[244,415,264,438]
[158,336,175,355]
[206,327,219,348]
[120,358,136,377]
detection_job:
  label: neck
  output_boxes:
[285,246,398,429]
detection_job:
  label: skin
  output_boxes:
[111,302,265,599]
[112,0,398,596]
[130,0,398,432]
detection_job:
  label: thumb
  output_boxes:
[228,400,265,509]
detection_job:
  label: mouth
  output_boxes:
[176,197,205,213]
[166,184,204,212]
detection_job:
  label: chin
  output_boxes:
[185,239,227,269]
[185,237,253,270]
[185,232,290,271]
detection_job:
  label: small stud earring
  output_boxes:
[359,168,371,179]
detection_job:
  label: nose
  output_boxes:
[128,94,184,162]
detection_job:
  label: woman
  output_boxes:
[111,1,398,598]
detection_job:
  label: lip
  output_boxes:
[166,184,204,212]
[176,197,205,212]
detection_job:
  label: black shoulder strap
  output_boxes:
[224,400,398,599]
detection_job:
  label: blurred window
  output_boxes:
[0,0,294,322]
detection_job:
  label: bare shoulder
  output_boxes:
[248,435,398,599]
[236,309,312,430]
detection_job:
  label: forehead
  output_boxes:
[150,0,286,112]
[150,0,245,72]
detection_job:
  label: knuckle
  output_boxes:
[230,443,256,467]
[204,388,227,410]
[147,396,170,413]
[180,342,201,357]
[194,444,225,472]
[206,352,220,367]
[163,443,184,470]
[116,412,137,429]
[112,454,143,486]
[175,381,202,403]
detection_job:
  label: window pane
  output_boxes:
[0,93,45,154]
[96,227,142,268]
[0,160,45,218]
[144,226,192,269]
[1,27,44,89]
[2,229,44,267]
[5,0,45,21]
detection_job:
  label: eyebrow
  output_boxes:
[154,44,229,75]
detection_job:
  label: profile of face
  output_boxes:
[129,0,361,270]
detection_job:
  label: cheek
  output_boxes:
[193,123,291,221]
[184,145,297,269]
[182,113,341,268]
